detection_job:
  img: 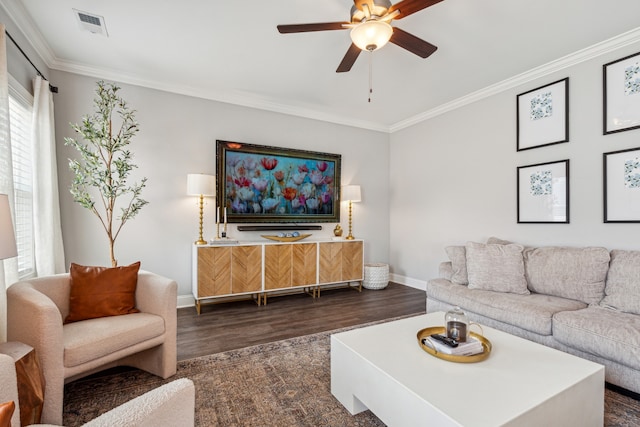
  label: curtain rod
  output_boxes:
[5,30,58,93]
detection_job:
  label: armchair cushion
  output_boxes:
[63,313,165,368]
[65,262,141,323]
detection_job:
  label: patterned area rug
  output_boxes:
[64,318,640,426]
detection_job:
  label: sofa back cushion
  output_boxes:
[466,242,529,294]
[600,249,640,315]
[523,246,609,305]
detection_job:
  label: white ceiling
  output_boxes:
[3,0,640,132]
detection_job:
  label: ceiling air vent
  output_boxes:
[73,9,108,37]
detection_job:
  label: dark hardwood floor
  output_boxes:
[177,282,426,360]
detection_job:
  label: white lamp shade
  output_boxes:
[342,185,362,203]
[187,174,216,196]
[350,20,393,51]
[0,194,18,260]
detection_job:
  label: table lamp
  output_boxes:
[187,174,216,245]
[341,185,361,240]
[0,194,18,260]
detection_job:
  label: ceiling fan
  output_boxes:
[277,0,444,73]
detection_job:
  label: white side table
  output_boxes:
[363,263,389,290]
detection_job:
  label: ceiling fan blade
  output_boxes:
[336,43,362,73]
[277,22,350,33]
[388,0,444,20]
[390,27,437,58]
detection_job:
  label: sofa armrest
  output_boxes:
[0,354,20,427]
[439,261,453,281]
[83,378,195,427]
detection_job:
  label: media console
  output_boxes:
[192,239,364,314]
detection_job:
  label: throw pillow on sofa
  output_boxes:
[523,246,609,305]
[445,246,468,285]
[465,241,529,294]
[600,249,640,315]
[65,261,141,323]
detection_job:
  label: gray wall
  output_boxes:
[51,71,391,303]
[389,39,640,288]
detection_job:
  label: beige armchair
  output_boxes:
[7,270,177,425]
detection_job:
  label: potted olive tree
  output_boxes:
[65,81,148,267]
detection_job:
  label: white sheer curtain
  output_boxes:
[32,75,65,275]
[0,24,18,342]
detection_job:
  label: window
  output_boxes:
[8,86,34,279]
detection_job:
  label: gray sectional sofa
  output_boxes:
[426,237,640,394]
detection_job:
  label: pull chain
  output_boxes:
[368,49,373,103]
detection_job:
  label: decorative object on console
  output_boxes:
[333,224,343,237]
[516,77,569,151]
[603,146,640,222]
[217,140,341,224]
[0,194,17,260]
[187,173,216,244]
[603,51,640,134]
[341,185,361,240]
[517,159,569,223]
[261,233,311,242]
[64,81,148,267]
[276,0,441,73]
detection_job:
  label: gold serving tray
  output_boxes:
[417,326,492,363]
[261,234,311,242]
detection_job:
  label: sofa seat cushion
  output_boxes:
[553,306,640,370]
[523,246,610,305]
[63,313,165,368]
[427,278,586,335]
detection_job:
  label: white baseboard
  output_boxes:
[390,273,426,291]
[177,294,196,309]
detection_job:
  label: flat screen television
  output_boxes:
[216,140,341,224]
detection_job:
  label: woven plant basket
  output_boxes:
[363,263,389,290]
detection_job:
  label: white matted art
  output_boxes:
[604,147,640,222]
[517,160,569,223]
[517,78,569,151]
[604,51,640,134]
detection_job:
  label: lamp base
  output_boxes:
[195,239,207,245]
[345,235,355,240]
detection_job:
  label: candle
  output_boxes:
[224,207,228,224]
[214,205,218,224]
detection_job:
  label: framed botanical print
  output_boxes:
[604,147,640,222]
[603,51,640,134]
[517,78,569,151]
[517,159,569,223]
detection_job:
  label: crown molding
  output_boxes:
[389,26,640,133]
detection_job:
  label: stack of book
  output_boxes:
[423,335,484,356]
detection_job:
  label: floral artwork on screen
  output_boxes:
[216,140,341,223]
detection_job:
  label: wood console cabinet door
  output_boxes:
[197,246,232,297]
[264,244,293,290]
[265,243,317,290]
[319,241,363,284]
[341,241,363,281]
[292,243,317,287]
[231,245,262,294]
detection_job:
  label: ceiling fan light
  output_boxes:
[350,20,393,51]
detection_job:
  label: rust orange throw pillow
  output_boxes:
[65,262,141,324]
[0,401,15,427]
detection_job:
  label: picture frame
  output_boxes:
[216,140,341,223]
[516,78,569,151]
[603,146,640,222]
[603,51,640,134]
[517,159,569,223]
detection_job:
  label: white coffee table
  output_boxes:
[331,312,604,426]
